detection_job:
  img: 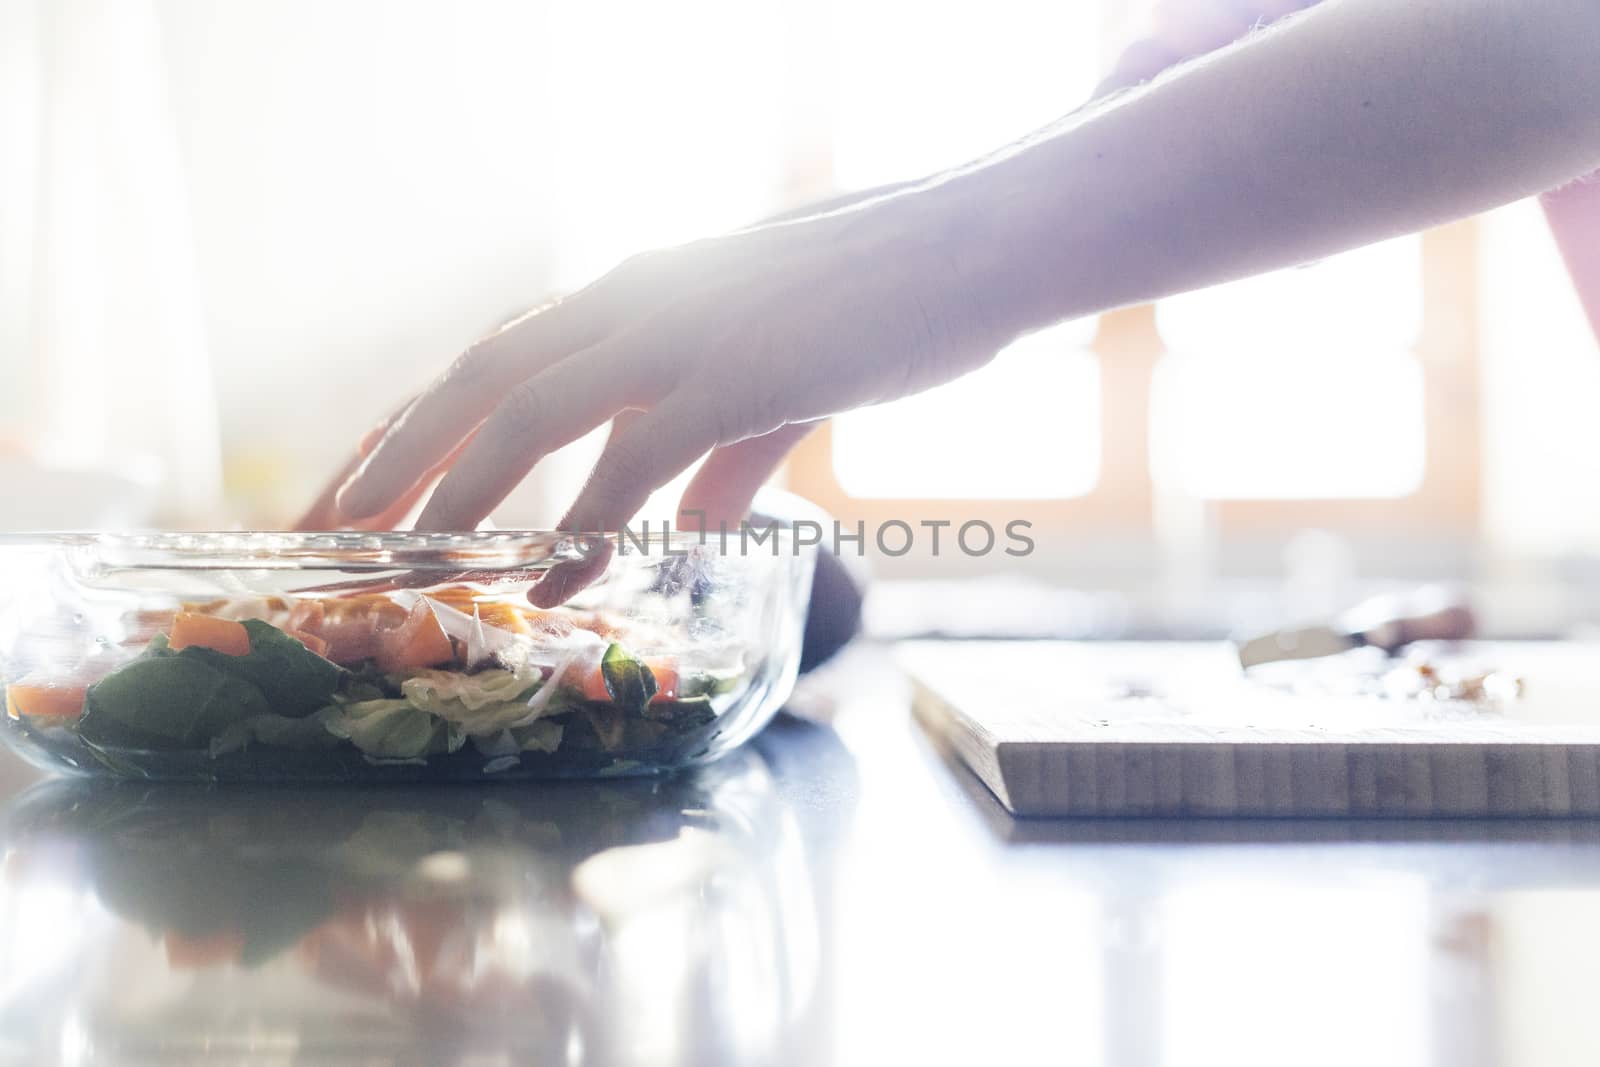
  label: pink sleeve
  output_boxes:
[1541,181,1600,345]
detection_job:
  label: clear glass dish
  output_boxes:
[0,531,815,782]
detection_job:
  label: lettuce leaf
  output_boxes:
[323,699,463,761]
[399,667,539,712]
[398,666,550,736]
[472,720,564,773]
[513,719,562,753]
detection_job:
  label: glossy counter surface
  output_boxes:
[2,642,1599,1065]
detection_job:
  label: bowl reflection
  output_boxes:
[0,716,851,1066]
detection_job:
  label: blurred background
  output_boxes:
[4,0,1600,638]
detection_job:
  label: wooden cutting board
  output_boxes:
[904,640,1600,818]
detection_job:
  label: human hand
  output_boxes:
[293,402,471,532]
[332,192,1007,534]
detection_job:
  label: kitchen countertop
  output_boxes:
[3,641,1600,1065]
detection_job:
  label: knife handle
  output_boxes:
[1356,603,1475,653]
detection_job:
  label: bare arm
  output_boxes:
[930,0,1600,332]
[337,0,1600,545]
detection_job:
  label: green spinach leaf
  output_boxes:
[599,643,657,715]
[81,655,271,750]
[340,660,398,703]
[678,671,742,699]
[642,695,715,728]
[209,707,343,757]
[175,619,342,717]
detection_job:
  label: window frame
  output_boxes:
[784,219,1483,541]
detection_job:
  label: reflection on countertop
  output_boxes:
[7,642,1600,1065]
[0,715,855,1067]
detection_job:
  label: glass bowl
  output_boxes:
[0,530,815,782]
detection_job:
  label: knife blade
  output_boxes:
[1236,595,1475,669]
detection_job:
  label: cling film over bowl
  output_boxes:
[0,531,815,781]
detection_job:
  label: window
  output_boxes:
[1151,236,1427,501]
[1150,349,1426,501]
[832,322,1101,501]
[787,225,1483,565]
[783,6,1493,571]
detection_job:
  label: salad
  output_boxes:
[3,585,743,780]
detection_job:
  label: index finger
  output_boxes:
[294,426,477,532]
[337,292,613,521]
[292,396,416,530]
[412,336,666,531]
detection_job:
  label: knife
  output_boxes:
[1236,593,1475,669]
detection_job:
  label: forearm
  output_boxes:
[757,180,922,225]
[901,0,1600,337]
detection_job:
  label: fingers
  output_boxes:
[677,423,817,531]
[293,429,477,532]
[527,536,616,609]
[357,418,393,458]
[559,392,717,534]
[292,398,417,530]
[337,292,612,521]
[295,451,369,531]
[524,413,639,607]
[529,414,806,607]
[350,460,447,531]
[412,345,648,531]
[605,408,645,441]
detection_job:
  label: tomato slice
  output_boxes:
[168,613,252,656]
[5,681,87,721]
